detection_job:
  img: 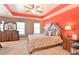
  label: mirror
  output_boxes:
[4,22,17,31]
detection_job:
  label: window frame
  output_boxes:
[16,22,26,35]
[34,23,40,34]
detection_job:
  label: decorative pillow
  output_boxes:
[51,29,57,36]
[43,29,49,35]
[44,23,60,36]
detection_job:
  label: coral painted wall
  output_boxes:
[43,6,79,39]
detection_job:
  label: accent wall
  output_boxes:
[43,6,79,39]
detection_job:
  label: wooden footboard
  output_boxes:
[29,43,62,54]
[27,36,63,54]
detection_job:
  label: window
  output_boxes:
[16,22,25,35]
[34,23,40,33]
[1,23,4,31]
[0,21,4,31]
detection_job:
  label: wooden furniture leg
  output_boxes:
[0,44,2,48]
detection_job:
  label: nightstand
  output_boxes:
[62,36,73,52]
[62,36,79,54]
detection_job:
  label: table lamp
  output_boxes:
[65,25,71,37]
[72,34,77,41]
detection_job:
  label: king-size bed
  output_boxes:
[27,23,70,54]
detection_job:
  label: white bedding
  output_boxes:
[28,34,47,42]
[27,34,63,54]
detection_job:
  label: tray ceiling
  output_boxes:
[0,4,79,20]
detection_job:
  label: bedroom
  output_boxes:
[0,4,79,55]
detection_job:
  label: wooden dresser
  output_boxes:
[0,30,19,42]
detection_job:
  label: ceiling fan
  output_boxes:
[24,4,43,14]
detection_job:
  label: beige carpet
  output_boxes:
[0,39,28,55]
[0,39,70,55]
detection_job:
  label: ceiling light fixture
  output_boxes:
[24,4,43,14]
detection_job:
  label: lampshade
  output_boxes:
[65,25,71,30]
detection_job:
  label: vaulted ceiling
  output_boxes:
[0,4,79,20]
